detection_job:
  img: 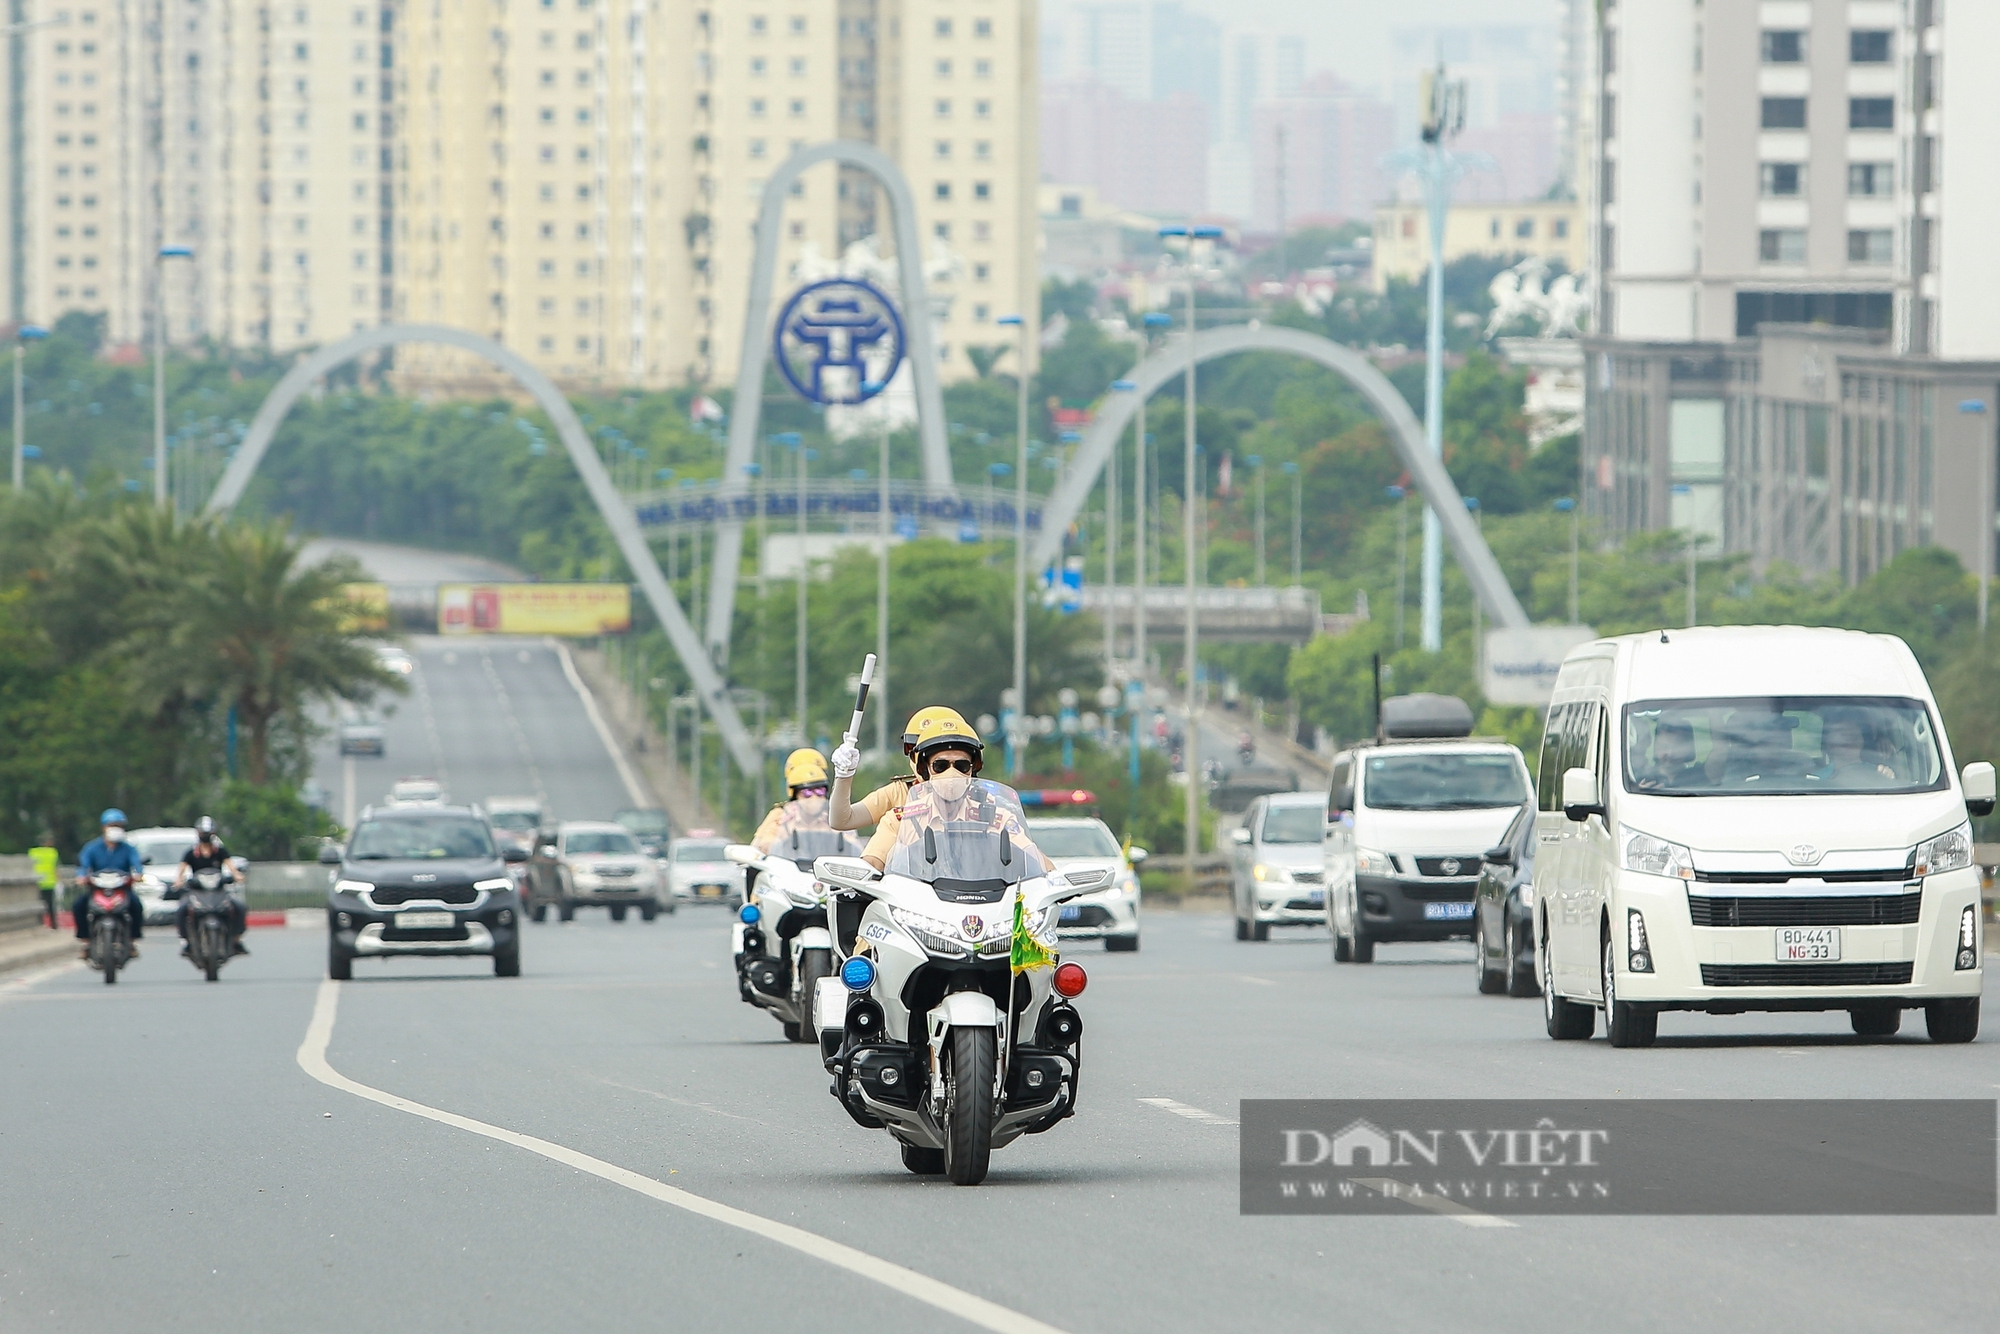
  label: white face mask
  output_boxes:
[930,771,972,803]
[103,827,126,844]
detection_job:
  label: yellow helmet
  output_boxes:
[902,706,976,755]
[783,748,829,790]
[905,707,984,774]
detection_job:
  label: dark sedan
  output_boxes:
[1472,801,1539,997]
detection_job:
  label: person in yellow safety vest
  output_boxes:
[30,836,60,930]
[854,709,987,871]
[751,749,834,852]
[828,705,969,840]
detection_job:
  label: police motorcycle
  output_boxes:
[810,778,1111,1185]
[728,813,864,1043]
[181,864,238,982]
[83,870,137,985]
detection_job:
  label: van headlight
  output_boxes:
[1517,883,1536,908]
[1620,826,1695,880]
[1354,847,1396,876]
[1915,822,1972,877]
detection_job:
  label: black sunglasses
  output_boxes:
[794,783,829,797]
[926,757,973,776]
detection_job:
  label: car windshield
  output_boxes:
[567,830,639,855]
[886,779,1051,885]
[1027,823,1121,858]
[1260,805,1326,843]
[1363,753,1529,810]
[1623,696,1947,796]
[488,811,539,832]
[133,837,192,867]
[350,817,495,860]
[617,809,672,836]
[675,842,729,862]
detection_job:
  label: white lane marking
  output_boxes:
[553,638,649,807]
[480,648,549,808]
[1345,1178,1519,1229]
[411,652,452,792]
[297,980,1063,1334]
[1232,974,1277,987]
[1138,1097,1239,1126]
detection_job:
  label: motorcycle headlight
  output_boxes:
[889,906,970,958]
[1915,822,1973,877]
[1354,847,1397,876]
[333,879,374,896]
[1620,826,1696,880]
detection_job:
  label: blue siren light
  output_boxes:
[841,956,876,991]
[739,904,761,924]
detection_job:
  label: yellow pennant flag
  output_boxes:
[1011,897,1056,974]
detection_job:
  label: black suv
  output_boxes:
[322,804,527,979]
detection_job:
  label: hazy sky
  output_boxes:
[1101,0,1559,92]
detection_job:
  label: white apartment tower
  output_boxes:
[1587,0,2000,357]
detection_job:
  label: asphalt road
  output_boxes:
[3,909,1996,1333]
[311,635,640,829]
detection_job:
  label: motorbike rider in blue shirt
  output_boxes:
[73,807,145,958]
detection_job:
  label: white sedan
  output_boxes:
[1025,816,1143,952]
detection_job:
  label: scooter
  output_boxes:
[182,866,238,983]
[83,871,136,985]
[810,778,1111,1185]
[728,822,862,1042]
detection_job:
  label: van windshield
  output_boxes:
[1623,696,1947,796]
[1363,753,1528,810]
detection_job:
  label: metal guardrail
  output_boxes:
[1140,853,1231,896]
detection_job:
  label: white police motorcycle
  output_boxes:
[810,778,1111,1185]
[728,816,863,1042]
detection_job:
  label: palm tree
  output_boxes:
[122,517,403,784]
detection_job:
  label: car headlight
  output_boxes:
[1252,863,1291,884]
[889,906,970,957]
[1620,826,1695,880]
[1915,822,1973,877]
[1119,872,1140,898]
[333,879,374,896]
[473,878,510,892]
[1517,882,1536,908]
[1354,847,1396,876]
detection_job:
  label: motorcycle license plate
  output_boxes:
[1308,890,1326,905]
[697,885,725,897]
[1776,927,1840,962]
[396,911,456,930]
[1423,902,1474,921]
[1059,905,1081,923]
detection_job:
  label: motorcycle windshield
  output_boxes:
[884,780,1051,894]
[776,800,863,865]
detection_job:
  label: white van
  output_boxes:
[1535,626,1993,1047]
[1325,696,1534,963]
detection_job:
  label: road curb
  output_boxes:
[0,931,83,978]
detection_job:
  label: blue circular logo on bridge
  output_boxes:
[772,278,906,406]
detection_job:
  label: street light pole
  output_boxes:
[1282,460,1301,585]
[1671,483,1696,628]
[1554,496,1579,623]
[1465,496,1482,677]
[876,416,890,756]
[1249,454,1265,585]
[153,245,193,507]
[998,313,1029,776]
[11,323,45,488]
[1387,484,1409,651]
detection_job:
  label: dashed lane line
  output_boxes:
[1138,1097,1239,1126]
[1345,1178,1519,1229]
[296,979,1068,1334]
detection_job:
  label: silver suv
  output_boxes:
[1228,793,1328,940]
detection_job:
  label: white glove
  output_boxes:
[832,735,862,779]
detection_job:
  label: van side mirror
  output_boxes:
[1562,768,1604,823]
[1483,845,1515,867]
[1964,762,1996,818]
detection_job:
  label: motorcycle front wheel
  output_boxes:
[795,949,831,1041]
[943,1026,997,1186]
[201,921,225,982]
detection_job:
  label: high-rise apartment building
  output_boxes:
[1580,1,2000,586]
[10,0,1036,393]
[9,0,393,353]
[1587,0,1999,357]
